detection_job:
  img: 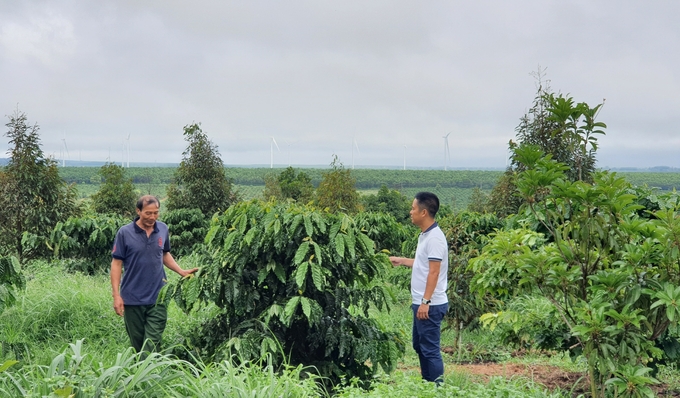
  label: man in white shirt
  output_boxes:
[390,192,449,383]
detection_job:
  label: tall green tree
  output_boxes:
[360,185,411,223]
[314,156,360,214]
[166,123,237,216]
[489,70,606,217]
[511,71,605,182]
[90,163,137,217]
[0,110,79,261]
[472,147,680,397]
[263,167,314,203]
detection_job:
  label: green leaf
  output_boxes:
[344,233,356,259]
[244,228,256,246]
[273,263,286,284]
[334,233,345,257]
[294,242,310,265]
[223,232,238,252]
[295,262,309,289]
[312,242,322,266]
[310,262,324,291]
[257,267,268,284]
[283,296,300,324]
[0,359,18,372]
[304,214,314,237]
[300,296,312,319]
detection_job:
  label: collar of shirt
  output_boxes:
[420,221,438,235]
[132,216,159,234]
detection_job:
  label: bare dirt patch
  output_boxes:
[452,362,587,394]
[450,360,680,397]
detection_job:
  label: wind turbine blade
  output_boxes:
[272,137,280,151]
[354,138,360,153]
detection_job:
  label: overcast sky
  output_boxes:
[1,1,678,169]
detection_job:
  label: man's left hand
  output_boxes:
[417,304,430,320]
[180,268,199,278]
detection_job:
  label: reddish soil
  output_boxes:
[452,362,589,395]
[440,348,680,397]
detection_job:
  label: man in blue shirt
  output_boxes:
[111,195,197,353]
[390,192,449,383]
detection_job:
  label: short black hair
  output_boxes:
[136,195,160,211]
[414,192,439,217]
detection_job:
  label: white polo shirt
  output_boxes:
[411,222,449,306]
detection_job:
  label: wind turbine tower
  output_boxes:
[270,137,280,169]
[61,134,69,167]
[443,132,451,171]
[351,137,360,169]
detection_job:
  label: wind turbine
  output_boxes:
[270,137,280,168]
[61,134,69,167]
[443,132,451,171]
[351,137,360,170]
[403,145,407,171]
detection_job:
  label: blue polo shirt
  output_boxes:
[112,218,171,306]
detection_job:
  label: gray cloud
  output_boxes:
[1,0,678,169]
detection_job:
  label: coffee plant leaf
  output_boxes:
[295,261,309,289]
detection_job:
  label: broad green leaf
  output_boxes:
[273,263,286,284]
[236,213,248,234]
[294,241,310,265]
[300,296,312,319]
[295,262,309,288]
[283,296,300,324]
[203,224,224,246]
[310,262,324,291]
[344,234,356,258]
[335,233,345,257]
[222,232,238,252]
[257,267,268,284]
[304,214,314,237]
[312,242,322,266]
[244,228,256,246]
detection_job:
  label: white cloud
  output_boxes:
[0,6,76,66]
[1,0,679,168]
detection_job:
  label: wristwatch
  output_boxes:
[421,298,431,305]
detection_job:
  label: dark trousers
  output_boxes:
[411,303,448,383]
[123,304,167,354]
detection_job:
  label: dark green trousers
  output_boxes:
[123,304,167,354]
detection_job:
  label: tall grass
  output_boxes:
[0,261,129,363]
[0,340,327,397]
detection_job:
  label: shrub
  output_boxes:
[162,200,405,387]
[89,163,137,217]
[162,208,210,258]
[42,214,129,274]
[0,256,24,315]
[166,123,237,216]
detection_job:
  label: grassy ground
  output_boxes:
[16,259,680,396]
[0,260,583,397]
